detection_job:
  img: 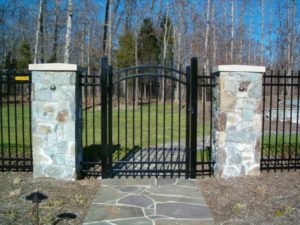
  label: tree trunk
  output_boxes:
[64,0,73,63]
[248,7,252,65]
[34,0,45,64]
[204,0,210,71]
[107,0,113,64]
[230,0,234,63]
[52,0,59,62]
[260,0,264,65]
[102,0,110,56]
[212,0,217,66]
[238,0,245,64]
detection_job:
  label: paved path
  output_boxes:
[83,178,215,225]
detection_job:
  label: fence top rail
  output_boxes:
[113,65,186,76]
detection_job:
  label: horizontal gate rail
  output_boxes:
[261,70,300,171]
[0,71,32,171]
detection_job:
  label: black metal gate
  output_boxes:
[100,57,199,178]
[0,71,32,171]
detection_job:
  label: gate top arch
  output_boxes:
[113,65,187,76]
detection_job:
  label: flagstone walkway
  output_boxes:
[83,178,215,225]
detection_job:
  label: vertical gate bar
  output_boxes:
[261,72,266,171]
[14,78,18,170]
[185,66,190,178]
[171,73,174,175]
[108,66,113,177]
[84,72,88,148]
[29,73,33,168]
[117,73,120,161]
[274,70,280,171]
[155,75,159,177]
[288,71,294,170]
[147,76,151,177]
[202,69,206,175]
[140,76,143,177]
[295,71,300,170]
[163,67,166,177]
[92,73,96,145]
[132,77,136,176]
[101,57,108,178]
[21,83,25,170]
[190,57,198,178]
[281,70,287,171]
[267,71,274,171]
[178,71,182,176]
[125,77,128,177]
[133,77,135,155]
[0,71,3,171]
[7,73,11,169]
[209,70,213,176]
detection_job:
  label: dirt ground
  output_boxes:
[0,172,99,225]
[199,170,300,225]
[0,171,299,225]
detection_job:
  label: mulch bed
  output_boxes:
[199,170,300,225]
[0,172,99,225]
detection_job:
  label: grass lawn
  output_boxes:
[82,103,211,149]
[0,103,299,159]
[0,104,31,154]
[262,134,299,157]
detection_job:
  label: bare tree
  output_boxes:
[64,0,73,63]
[204,0,211,71]
[51,0,59,62]
[260,0,264,65]
[34,0,46,63]
[211,0,217,66]
[102,0,110,56]
[238,0,245,64]
[230,0,234,63]
[248,6,252,65]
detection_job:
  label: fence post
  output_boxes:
[107,65,113,177]
[185,66,190,178]
[212,65,265,178]
[190,57,198,178]
[28,63,82,181]
[101,57,108,178]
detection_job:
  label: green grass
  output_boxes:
[82,103,211,149]
[262,134,300,156]
[0,104,31,153]
[1,103,299,160]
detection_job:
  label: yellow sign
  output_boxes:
[15,76,29,81]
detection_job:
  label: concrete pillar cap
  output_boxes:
[212,65,266,73]
[29,63,78,71]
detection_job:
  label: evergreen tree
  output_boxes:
[4,51,17,71]
[116,31,135,68]
[18,40,32,70]
[138,18,160,64]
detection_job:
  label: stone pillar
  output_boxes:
[29,64,82,181]
[212,65,265,178]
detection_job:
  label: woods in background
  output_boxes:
[0,0,299,72]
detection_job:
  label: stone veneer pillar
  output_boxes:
[212,65,265,178]
[29,64,82,180]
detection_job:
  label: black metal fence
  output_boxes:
[79,72,102,176]
[196,70,214,176]
[262,70,300,171]
[0,71,32,171]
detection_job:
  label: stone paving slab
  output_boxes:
[83,178,215,225]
